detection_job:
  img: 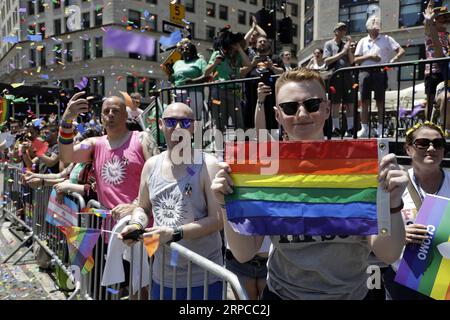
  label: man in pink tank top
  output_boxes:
[59,91,159,216]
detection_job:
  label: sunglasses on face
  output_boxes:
[279,98,323,116]
[413,138,446,150]
[163,118,193,129]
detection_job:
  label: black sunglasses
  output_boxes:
[413,138,446,150]
[163,118,193,129]
[279,98,323,116]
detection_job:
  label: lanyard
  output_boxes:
[413,170,445,200]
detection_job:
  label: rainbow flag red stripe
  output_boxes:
[225,140,387,236]
[0,96,9,123]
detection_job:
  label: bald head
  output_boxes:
[103,96,127,112]
[163,103,194,119]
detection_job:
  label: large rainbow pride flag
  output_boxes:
[225,139,390,236]
[395,195,450,300]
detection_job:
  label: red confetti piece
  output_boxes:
[329,86,336,94]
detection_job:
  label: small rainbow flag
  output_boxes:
[58,226,101,275]
[395,195,450,300]
[225,139,390,236]
[80,208,111,218]
[0,96,9,124]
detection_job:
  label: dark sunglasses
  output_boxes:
[413,138,446,150]
[163,118,193,129]
[279,98,323,116]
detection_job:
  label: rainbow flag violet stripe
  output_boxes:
[395,195,450,300]
[224,139,390,236]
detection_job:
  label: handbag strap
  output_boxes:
[407,173,422,210]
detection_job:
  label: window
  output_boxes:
[53,0,61,9]
[54,44,62,64]
[188,22,195,39]
[91,76,104,96]
[129,52,140,60]
[54,19,61,35]
[339,0,379,34]
[239,0,246,2]
[185,0,195,13]
[95,37,102,58]
[292,23,298,38]
[82,12,90,29]
[28,1,35,15]
[129,10,141,28]
[39,47,46,66]
[39,23,45,37]
[206,2,215,17]
[38,0,44,13]
[238,10,246,25]
[95,8,103,27]
[28,24,36,35]
[250,0,257,5]
[65,42,72,62]
[304,17,313,47]
[399,45,425,81]
[30,49,36,67]
[146,14,157,31]
[291,3,298,17]
[146,0,157,3]
[219,5,228,20]
[399,0,425,28]
[148,78,157,97]
[206,25,215,41]
[83,39,91,60]
[127,76,136,93]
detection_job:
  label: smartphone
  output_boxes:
[260,71,271,85]
[122,228,145,241]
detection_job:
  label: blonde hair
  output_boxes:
[405,121,446,146]
[275,68,326,96]
[176,38,191,50]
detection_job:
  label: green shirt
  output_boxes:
[208,51,243,88]
[172,58,207,87]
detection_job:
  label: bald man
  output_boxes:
[59,91,159,215]
[120,103,224,300]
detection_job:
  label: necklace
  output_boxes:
[413,169,445,200]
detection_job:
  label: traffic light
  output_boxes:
[278,17,293,44]
[255,8,276,39]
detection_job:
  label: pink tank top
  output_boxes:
[94,131,145,209]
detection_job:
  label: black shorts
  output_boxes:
[329,71,355,104]
[359,70,387,102]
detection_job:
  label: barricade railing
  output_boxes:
[0,162,83,300]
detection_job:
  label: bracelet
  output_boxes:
[58,135,74,145]
[58,128,74,145]
[129,222,144,230]
[390,200,404,214]
[60,119,73,129]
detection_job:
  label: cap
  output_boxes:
[334,22,347,31]
[434,6,450,20]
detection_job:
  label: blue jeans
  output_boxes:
[151,281,223,300]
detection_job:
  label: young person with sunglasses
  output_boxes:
[212,68,409,300]
[120,103,224,300]
[383,121,449,300]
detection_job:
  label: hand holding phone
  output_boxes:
[122,228,145,241]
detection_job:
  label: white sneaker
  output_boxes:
[357,127,369,138]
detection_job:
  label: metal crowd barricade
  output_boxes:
[0,162,83,300]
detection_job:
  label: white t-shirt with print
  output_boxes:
[354,34,400,66]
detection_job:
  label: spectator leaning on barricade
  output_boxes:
[212,68,408,300]
[58,92,160,297]
[120,103,223,300]
[171,39,209,120]
[354,16,405,138]
[241,35,283,130]
[204,27,252,132]
[244,16,267,61]
[383,122,449,300]
[423,1,450,121]
[323,22,356,137]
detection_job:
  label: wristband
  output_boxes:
[171,226,183,242]
[129,222,144,230]
[390,200,404,214]
[60,119,73,129]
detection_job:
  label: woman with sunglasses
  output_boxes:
[213,68,408,300]
[383,121,449,300]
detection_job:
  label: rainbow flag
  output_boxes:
[58,226,101,275]
[395,195,450,300]
[79,207,111,218]
[0,96,9,124]
[225,139,390,236]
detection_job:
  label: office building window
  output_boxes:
[129,10,141,28]
[291,3,298,17]
[219,5,228,20]
[95,8,103,27]
[146,0,157,4]
[127,76,136,93]
[339,0,379,34]
[65,42,72,62]
[39,47,46,66]
[238,10,246,25]
[82,12,90,29]
[38,0,44,13]
[187,22,195,39]
[91,76,104,96]
[206,2,215,17]
[54,44,62,63]
[148,78,157,97]
[28,1,35,15]
[54,19,61,35]
[399,0,425,28]
[399,45,425,81]
[146,14,157,31]
[293,23,298,38]
[39,23,45,37]
[83,39,91,60]
[250,0,257,5]
[129,52,140,60]
[185,0,195,13]
[304,0,314,47]
[30,49,36,68]
[53,0,61,9]
[206,25,215,41]
[95,37,103,58]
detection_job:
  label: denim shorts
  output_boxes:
[225,250,268,279]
